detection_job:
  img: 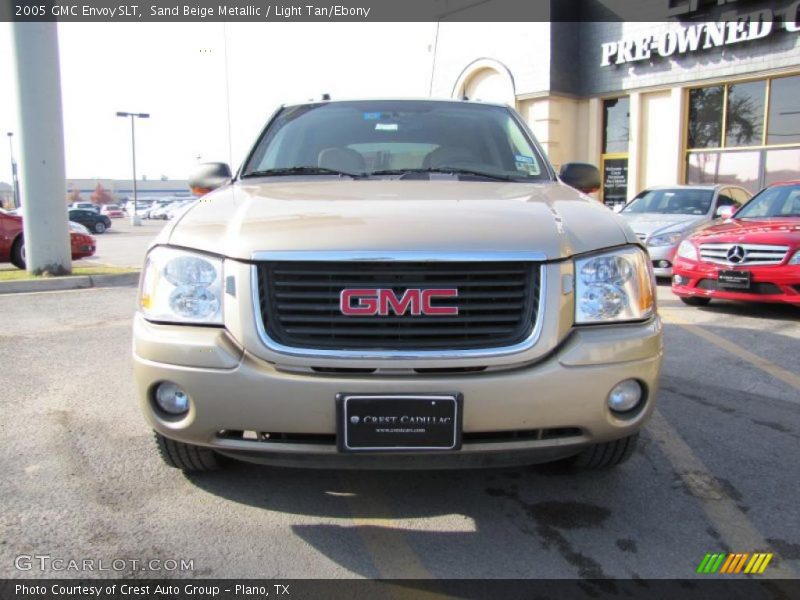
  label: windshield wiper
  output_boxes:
[242,166,365,179]
[369,168,518,182]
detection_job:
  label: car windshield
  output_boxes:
[242,100,550,182]
[735,184,800,218]
[622,189,713,215]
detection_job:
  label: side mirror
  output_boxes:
[716,205,736,219]
[189,162,232,196]
[559,162,601,194]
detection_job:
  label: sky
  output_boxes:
[0,22,436,183]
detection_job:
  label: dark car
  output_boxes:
[68,209,112,234]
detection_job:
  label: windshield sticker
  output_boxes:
[375,123,398,131]
[514,154,540,175]
[363,112,381,120]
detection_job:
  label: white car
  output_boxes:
[165,200,196,219]
[620,185,751,277]
[68,202,100,214]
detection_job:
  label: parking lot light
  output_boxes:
[116,111,150,226]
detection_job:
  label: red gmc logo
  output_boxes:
[340,288,459,316]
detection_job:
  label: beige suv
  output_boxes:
[134,99,662,472]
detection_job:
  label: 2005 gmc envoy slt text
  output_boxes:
[133,99,663,472]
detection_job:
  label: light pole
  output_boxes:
[6,132,20,209]
[116,111,149,225]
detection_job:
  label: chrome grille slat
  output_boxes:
[699,243,789,266]
[257,260,540,351]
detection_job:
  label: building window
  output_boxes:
[603,97,629,154]
[688,86,723,149]
[767,76,800,146]
[686,74,800,193]
[726,80,765,147]
[601,97,629,208]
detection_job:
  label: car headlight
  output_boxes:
[676,240,698,261]
[789,250,800,265]
[647,232,683,247]
[69,221,90,234]
[139,246,223,325]
[575,246,655,324]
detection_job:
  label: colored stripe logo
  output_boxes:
[697,552,773,574]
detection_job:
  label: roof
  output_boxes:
[282,97,510,109]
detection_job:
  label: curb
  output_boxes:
[0,272,140,294]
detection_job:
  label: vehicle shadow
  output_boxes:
[184,455,656,581]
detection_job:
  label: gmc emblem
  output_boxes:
[340,288,459,316]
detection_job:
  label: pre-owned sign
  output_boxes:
[601,3,800,66]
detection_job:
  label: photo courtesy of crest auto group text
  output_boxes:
[1,0,799,598]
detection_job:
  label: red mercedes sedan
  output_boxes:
[672,181,800,306]
[0,208,96,269]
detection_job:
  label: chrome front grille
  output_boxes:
[699,243,789,266]
[255,260,541,351]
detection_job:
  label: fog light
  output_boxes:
[657,260,671,268]
[155,382,190,415]
[607,379,643,413]
[674,275,686,285]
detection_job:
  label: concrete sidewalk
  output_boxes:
[0,271,140,294]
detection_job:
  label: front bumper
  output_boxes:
[646,244,677,278]
[133,315,663,469]
[672,258,800,305]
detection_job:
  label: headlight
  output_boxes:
[676,240,698,261]
[789,250,800,265]
[647,232,683,247]
[575,246,655,324]
[69,221,90,234]
[139,246,223,325]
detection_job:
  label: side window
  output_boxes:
[731,188,750,206]
[716,190,736,207]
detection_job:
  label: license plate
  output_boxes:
[718,270,751,289]
[337,394,462,452]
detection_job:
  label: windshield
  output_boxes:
[622,189,713,215]
[242,100,551,182]
[735,184,800,218]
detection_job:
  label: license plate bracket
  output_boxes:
[336,393,462,452]
[718,270,751,289]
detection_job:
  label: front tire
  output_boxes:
[569,434,638,469]
[680,296,711,306]
[154,432,221,472]
[93,222,106,234]
[10,237,25,269]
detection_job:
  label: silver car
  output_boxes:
[620,185,751,277]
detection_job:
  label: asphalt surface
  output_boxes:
[1,282,798,582]
[81,218,166,268]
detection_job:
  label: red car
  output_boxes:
[672,181,800,306]
[0,208,96,269]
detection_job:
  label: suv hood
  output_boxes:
[166,180,635,260]
[620,213,707,237]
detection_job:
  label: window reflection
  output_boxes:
[603,97,630,154]
[767,75,800,146]
[765,148,800,186]
[688,86,723,149]
[726,80,765,147]
[686,151,760,194]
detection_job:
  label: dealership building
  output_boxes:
[430,0,800,204]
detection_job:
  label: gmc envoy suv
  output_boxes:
[134,99,662,472]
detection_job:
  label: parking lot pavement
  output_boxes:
[1,284,798,582]
[80,218,166,268]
